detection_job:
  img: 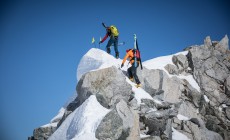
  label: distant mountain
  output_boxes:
[29,35,230,140]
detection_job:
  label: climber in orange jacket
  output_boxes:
[121,49,141,87]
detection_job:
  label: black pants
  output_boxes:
[128,64,140,84]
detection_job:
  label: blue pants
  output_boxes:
[106,36,118,54]
[128,63,140,84]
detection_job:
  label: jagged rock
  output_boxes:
[164,64,179,75]
[225,76,230,96]
[187,36,230,106]
[225,107,230,120]
[76,66,132,109]
[95,108,123,140]
[172,54,189,73]
[33,125,56,140]
[200,129,223,140]
[189,118,206,128]
[30,36,230,140]
[96,100,140,140]
[180,120,223,140]
[141,136,161,140]
[141,99,171,112]
[178,101,198,118]
[204,36,212,47]
[215,35,229,53]
[138,68,183,103]
[182,79,202,107]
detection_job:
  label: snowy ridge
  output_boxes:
[48,48,201,140]
[77,48,129,81]
[48,95,110,140]
[143,51,200,92]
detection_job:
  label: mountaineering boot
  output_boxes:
[115,52,119,59]
[129,77,134,82]
[107,47,111,54]
[135,83,141,88]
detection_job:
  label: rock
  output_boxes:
[182,79,202,107]
[215,35,229,53]
[164,64,179,75]
[138,68,184,103]
[141,136,161,140]
[204,36,212,47]
[178,101,198,118]
[95,109,123,140]
[225,76,230,96]
[225,107,230,120]
[96,100,140,140]
[189,118,206,129]
[77,66,132,109]
[172,54,189,73]
[200,129,223,140]
[33,125,56,140]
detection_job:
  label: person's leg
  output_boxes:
[131,64,140,84]
[106,38,113,54]
[127,67,133,79]
[114,37,119,58]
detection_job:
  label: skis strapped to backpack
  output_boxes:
[133,34,143,70]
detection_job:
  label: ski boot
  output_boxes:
[107,47,111,54]
[135,83,141,88]
[115,52,119,59]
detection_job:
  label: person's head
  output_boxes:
[126,49,132,53]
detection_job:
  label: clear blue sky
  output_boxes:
[0,0,229,139]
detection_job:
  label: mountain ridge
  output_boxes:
[29,35,230,140]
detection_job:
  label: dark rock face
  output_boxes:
[28,125,56,140]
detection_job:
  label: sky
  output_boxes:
[0,0,229,139]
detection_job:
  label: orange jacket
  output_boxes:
[122,49,138,65]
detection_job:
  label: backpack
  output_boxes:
[133,49,140,61]
[110,25,119,36]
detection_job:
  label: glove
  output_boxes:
[99,41,102,44]
[121,63,124,68]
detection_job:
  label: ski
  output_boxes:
[134,34,143,70]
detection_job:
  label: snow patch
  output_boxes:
[143,51,188,71]
[172,127,191,140]
[143,51,201,92]
[48,95,110,140]
[77,48,126,81]
[203,95,210,103]
[177,114,190,121]
[126,77,163,105]
[177,75,200,92]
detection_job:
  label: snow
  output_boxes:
[143,51,201,92]
[77,48,127,81]
[48,48,201,140]
[143,51,188,71]
[126,77,163,106]
[177,114,190,121]
[203,95,210,103]
[50,107,66,123]
[177,75,200,92]
[140,134,151,138]
[172,127,191,140]
[48,95,110,140]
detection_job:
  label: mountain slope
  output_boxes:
[29,35,229,140]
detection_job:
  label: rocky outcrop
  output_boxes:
[96,100,140,140]
[29,35,230,140]
[28,125,56,140]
